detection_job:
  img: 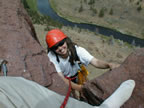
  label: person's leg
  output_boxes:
[94,79,135,108]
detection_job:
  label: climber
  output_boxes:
[45,29,119,92]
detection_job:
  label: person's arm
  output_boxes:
[58,72,82,91]
[90,57,120,70]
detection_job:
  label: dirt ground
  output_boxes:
[34,24,136,80]
[49,0,144,39]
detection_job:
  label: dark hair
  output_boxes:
[47,37,80,65]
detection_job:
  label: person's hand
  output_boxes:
[76,84,83,91]
[109,63,120,70]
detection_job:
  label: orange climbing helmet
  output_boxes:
[46,29,67,48]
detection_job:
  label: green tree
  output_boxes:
[79,4,83,12]
[109,8,113,15]
[99,8,105,17]
[137,5,142,12]
[21,0,29,9]
[88,0,95,5]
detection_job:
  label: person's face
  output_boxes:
[51,39,68,56]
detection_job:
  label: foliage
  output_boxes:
[136,1,140,5]
[79,4,83,12]
[88,0,95,5]
[109,8,113,15]
[21,0,37,12]
[99,8,105,17]
[21,0,29,9]
[27,9,63,29]
[22,0,63,29]
[137,5,142,12]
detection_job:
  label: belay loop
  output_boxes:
[60,64,89,108]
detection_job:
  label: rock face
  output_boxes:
[1,0,144,107]
[82,48,144,108]
[0,0,68,95]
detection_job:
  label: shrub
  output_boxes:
[109,8,113,15]
[88,0,95,5]
[22,0,63,29]
[21,0,29,9]
[137,5,142,12]
[79,4,83,12]
[99,8,105,17]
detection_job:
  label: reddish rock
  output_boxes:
[1,1,144,108]
[0,0,68,95]
[82,48,144,108]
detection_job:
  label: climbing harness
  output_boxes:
[0,59,8,76]
[60,64,89,108]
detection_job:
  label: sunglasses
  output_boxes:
[51,39,66,50]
